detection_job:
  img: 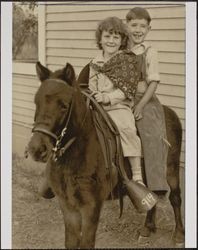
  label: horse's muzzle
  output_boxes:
[26,133,53,163]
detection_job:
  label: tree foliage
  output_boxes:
[13,2,38,60]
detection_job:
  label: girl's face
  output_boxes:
[100,30,122,58]
[127,19,150,45]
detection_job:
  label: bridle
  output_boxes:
[32,97,75,161]
[32,127,59,141]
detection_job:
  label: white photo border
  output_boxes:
[1,1,197,248]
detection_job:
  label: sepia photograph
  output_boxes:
[1,1,197,249]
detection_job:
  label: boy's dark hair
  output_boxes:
[126,7,151,24]
[95,16,130,50]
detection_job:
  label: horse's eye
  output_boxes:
[58,100,68,110]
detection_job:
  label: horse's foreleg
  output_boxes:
[79,201,102,248]
[59,199,82,249]
[167,163,184,244]
[139,206,156,237]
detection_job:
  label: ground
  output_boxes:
[12,153,185,249]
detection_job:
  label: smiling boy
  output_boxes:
[126,7,170,195]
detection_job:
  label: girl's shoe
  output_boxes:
[135,179,146,187]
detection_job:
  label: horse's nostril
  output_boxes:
[40,145,48,160]
[40,145,47,155]
[40,144,47,152]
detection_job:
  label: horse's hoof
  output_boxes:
[138,234,150,247]
[42,190,55,199]
[174,229,185,245]
[139,225,156,237]
[175,242,185,248]
[175,235,185,246]
[40,187,55,199]
[139,227,151,237]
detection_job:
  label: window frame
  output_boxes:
[13,4,46,75]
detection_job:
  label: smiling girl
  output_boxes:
[88,17,145,187]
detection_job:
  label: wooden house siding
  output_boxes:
[13,74,38,151]
[13,2,185,168]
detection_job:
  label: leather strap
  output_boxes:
[81,90,119,135]
[32,127,58,141]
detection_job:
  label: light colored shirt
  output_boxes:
[131,42,160,84]
[89,51,134,109]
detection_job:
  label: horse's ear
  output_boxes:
[77,63,90,84]
[36,62,51,81]
[63,63,76,85]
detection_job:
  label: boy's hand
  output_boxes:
[93,92,110,104]
[132,104,144,120]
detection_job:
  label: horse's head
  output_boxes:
[27,62,76,162]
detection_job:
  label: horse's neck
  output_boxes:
[71,89,94,136]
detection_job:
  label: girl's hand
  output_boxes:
[93,92,103,103]
[132,104,144,120]
[93,92,110,104]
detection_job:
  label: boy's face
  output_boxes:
[127,19,150,45]
[100,30,122,57]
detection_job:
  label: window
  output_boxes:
[13,2,38,62]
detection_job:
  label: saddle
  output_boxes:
[81,90,130,174]
[79,64,131,183]
[82,90,129,216]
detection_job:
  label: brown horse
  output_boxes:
[27,62,184,248]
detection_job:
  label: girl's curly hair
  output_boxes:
[95,16,131,50]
